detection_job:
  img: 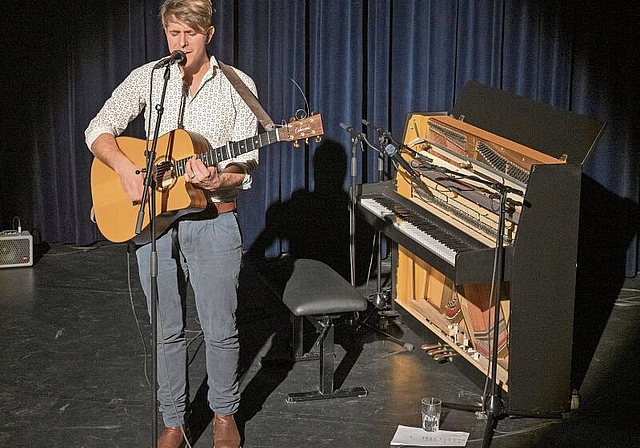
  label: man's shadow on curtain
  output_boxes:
[249,138,374,284]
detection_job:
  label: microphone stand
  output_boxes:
[416,161,563,448]
[481,181,510,448]
[344,123,414,352]
[359,124,397,309]
[357,126,389,308]
[374,135,386,310]
[135,63,172,448]
[340,123,364,287]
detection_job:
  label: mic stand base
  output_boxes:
[354,232,414,353]
[356,317,414,352]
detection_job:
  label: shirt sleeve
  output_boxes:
[84,64,151,150]
[224,68,260,190]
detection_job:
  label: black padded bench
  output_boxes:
[279,258,369,403]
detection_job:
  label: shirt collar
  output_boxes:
[171,54,219,80]
[204,54,219,81]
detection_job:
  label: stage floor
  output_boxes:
[1,243,638,447]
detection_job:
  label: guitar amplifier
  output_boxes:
[0,231,33,268]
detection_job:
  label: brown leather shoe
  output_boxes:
[158,425,189,448]
[213,413,241,448]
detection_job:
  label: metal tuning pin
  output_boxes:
[310,115,321,143]
[293,140,300,148]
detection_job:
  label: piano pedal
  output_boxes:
[422,343,456,363]
[427,347,450,357]
[433,352,456,363]
[421,342,444,351]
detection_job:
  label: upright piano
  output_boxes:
[357,86,604,414]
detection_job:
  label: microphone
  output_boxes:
[403,146,433,165]
[361,119,387,137]
[339,122,364,140]
[384,143,419,177]
[153,50,187,69]
[362,119,397,148]
[385,143,434,197]
[364,120,433,166]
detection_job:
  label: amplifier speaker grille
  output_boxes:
[0,232,33,268]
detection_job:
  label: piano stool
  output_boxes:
[261,258,369,403]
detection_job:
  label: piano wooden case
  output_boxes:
[357,83,604,414]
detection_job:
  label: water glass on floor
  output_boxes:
[421,397,442,432]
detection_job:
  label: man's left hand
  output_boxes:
[185,156,220,190]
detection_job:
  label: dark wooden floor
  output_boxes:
[1,243,639,447]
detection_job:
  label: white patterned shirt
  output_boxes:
[85,55,259,202]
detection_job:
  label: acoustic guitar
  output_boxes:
[90,114,324,244]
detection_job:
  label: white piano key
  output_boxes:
[360,198,457,265]
[360,198,394,217]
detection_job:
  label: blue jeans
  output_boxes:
[136,213,242,427]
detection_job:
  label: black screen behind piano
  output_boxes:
[451,81,605,166]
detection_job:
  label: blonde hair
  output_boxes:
[160,0,213,32]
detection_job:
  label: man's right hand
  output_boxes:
[91,133,144,203]
[117,166,144,204]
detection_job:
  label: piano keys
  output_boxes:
[359,186,484,275]
[356,112,583,414]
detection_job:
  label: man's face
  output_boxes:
[164,16,213,71]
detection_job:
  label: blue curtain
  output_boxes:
[1,0,637,275]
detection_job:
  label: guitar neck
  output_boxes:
[173,129,280,176]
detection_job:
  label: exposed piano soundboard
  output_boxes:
[357,113,582,414]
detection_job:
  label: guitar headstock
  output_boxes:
[278,114,324,146]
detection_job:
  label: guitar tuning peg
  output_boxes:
[293,140,300,148]
[315,136,322,143]
[305,138,309,145]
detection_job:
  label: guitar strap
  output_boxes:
[218,61,276,132]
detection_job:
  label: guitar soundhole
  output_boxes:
[155,160,176,191]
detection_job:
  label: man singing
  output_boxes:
[85,1,258,447]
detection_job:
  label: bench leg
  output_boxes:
[319,321,334,394]
[292,315,321,362]
[293,314,305,360]
[286,317,368,403]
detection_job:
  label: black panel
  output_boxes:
[452,81,605,165]
[507,163,581,413]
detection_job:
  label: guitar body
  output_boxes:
[90,129,211,244]
[90,114,324,244]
